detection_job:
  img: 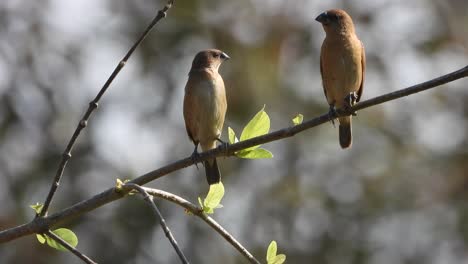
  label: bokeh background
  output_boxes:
[1,0,467,263]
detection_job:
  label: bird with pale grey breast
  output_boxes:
[183,49,230,185]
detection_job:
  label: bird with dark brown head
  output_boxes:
[316,9,365,149]
[183,49,230,185]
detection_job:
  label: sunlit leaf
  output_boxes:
[271,254,286,264]
[115,178,124,190]
[239,105,270,151]
[115,178,135,194]
[267,241,278,262]
[237,148,273,159]
[292,114,303,125]
[44,228,78,251]
[203,182,225,214]
[228,127,239,144]
[266,240,286,264]
[36,234,46,244]
[30,203,44,214]
[203,207,214,214]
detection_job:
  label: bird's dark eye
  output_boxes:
[213,53,220,58]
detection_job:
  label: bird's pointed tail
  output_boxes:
[204,158,221,185]
[339,117,352,149]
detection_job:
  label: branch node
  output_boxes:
[79,120,87,128]
[89,101,98,109]
[158,10,167,18]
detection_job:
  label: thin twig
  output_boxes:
[124,183,189,264]
[38,0,175,217]
[123,186,261,264]
[1,65,467,243]
[45,230,97,264]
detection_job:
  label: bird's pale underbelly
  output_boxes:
[194,82,226,150]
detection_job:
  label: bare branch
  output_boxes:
[124,183,189,264]
[1,65,466,243]
[45,230,97,264]
[124,186,261,264]
[38,0,175,217]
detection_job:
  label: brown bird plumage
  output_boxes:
[316,9,366,148]
[183,49,229,185]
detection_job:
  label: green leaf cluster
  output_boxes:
[30,203,44,215]
[198,182,225,214]
[266,241,286,264]
[228,106,273,159]
[31,203,78,251]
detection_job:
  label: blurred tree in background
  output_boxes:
[0,0,467,263]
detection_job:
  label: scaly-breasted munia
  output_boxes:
[183,49,229,184]
[316,9,366,148]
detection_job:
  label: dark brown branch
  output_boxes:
[1,64,467,243]
[123,186,261,264]
[45,230,97,264]
[38,0,175,217]
[124,183,189,264]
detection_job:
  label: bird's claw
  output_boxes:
[328,104,337,127]
[191,144,200,170]
[344,92,358,116]
[216,138,229,157]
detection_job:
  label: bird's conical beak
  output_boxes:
[315,12,327,23]
[220,52,230,60]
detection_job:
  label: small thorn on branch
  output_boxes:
[79,120,87,128]
[89,101,98,109]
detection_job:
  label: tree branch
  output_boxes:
[1,64,466,243]
[124,183,189,264]
[38,0,175,217]
[122,186,261,264]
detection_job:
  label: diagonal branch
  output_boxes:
[1,64,467,243]
[38,0,175,217]
[132,64,468,184]
[122,186,261,264]
[124,183,189,264]
[45,230,97,264]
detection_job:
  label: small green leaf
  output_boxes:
[116,179,124,190]
[266,241,286,264]
[267,241,278,262]
[228,127,239,144]
[198,197,204,208]
[292,114,303,125]
[36,234,46,244]
[46,228,78,251]
[237,148,273,159]
[239,106,270,151]
[116,178,135,194]
[204,207,214,214]
[271,254,286,264]
[30,203,44,214]
[203,182,225,214]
